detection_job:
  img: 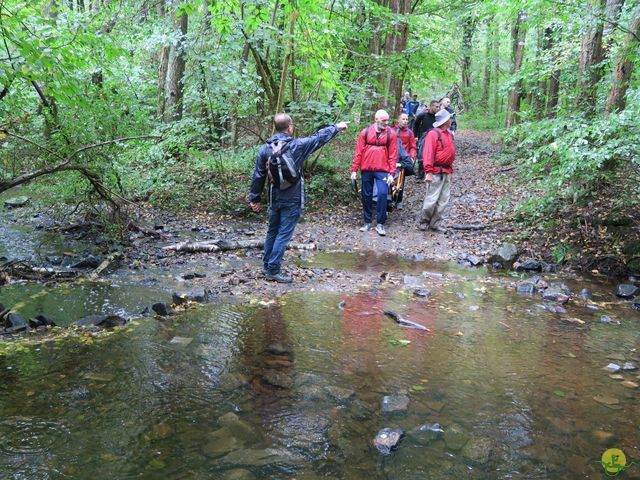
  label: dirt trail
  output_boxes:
[295,130,512,261]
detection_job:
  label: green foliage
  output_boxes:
[508,88,640,219]
[551,242,571,264]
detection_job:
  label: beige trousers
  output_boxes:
[418,173,451,228]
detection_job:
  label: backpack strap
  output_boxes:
[364,126,391,147]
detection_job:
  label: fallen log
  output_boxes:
[449,223,486,231]
[163,239,316,253]
[87,252,124,280]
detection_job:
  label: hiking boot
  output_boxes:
[375,224,386,236]
[359,223,371,232]
[430,226,447,234]
[265,272,293,283]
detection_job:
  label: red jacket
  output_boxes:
[394,124,417,159]
[352,125,398,174]
[422,128,455,175]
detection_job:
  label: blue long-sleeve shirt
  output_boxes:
[249,125,339,207]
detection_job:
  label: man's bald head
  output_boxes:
[274,113,292,132]
[374,110,390,131]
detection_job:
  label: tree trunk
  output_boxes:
[492,19,500,115]
[480,17,493,110]
[506,11,527,128]
[605,0,625,34]
[605,2,640,114]
[230,43,250,150]
[576,0,606,112]
[157,2,169,118]
[274,10,299,116]
[460,14,477,92]
[385,0,410,118]
[163,8,188,122]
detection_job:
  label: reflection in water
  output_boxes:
[0,273,639,478]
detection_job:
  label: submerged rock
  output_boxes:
[381,394,410,414]
[71,314,126,328]
[172,290,214,304]
[579,288,593,300]
[152,303,174,316]
[462,437,493,465]
[443,423,469,451]
[614,284,639,299]
[542,290,570,304]
[408,423,444,446]
[373,427,404,455]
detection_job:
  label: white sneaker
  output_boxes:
[375,224,386,236]
[359,223,371,232]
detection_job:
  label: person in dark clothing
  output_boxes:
[406,94,420,129]
[413,99,440,140]
[249,113,349,283]
[440,97,457,134]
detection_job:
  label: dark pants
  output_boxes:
[264,203,302,275]
[361,171,388,225]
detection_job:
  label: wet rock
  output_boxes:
[592,430,615,443]
[579,288,593,300]
[221,469,256,480]
[261,370,293,389]
[381,395,410,414]
[350,399,374,420]
[181,272,206,280]
[622,380,639,389]
[408,423,444,446]
[600,315,615,324]
[631,302,640,312]
[413,288,431,298]
[516,281,537,295]
[458,254,483,267]
[462,437,493,465]
[325,385,355,403]
[514,259,544,272]
[443,423,468,451]
[411,254,426,262]
[607,353,626,361]
[72,314,126,328]
[622,362,638,371]
[540,303,567,314]
[219,447,304,467]
[265,342,292,356]
[593,395,619,406]
[605,363,621,373]
[204,427,245,456]
[172,290,214,304]
[28,314,57,329]
[218,412,256,442]
[614,284,639,299]
[4,196,29,208]
[373,427,404,455]
[542,290,570,304]
[169,336,193,347]
[490,242,518,269]
[549,282,573,296]
[152,302,174,316]
[4,313,28,332]
[70,255,102,269]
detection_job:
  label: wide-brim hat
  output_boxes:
[433,109,452,128]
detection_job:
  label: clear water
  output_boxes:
[1,267,639,479]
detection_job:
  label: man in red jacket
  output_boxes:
[395,113,417,161]
[417,109,455,233]
[351,110,398,236]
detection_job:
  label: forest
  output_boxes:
[1,0,639,268]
